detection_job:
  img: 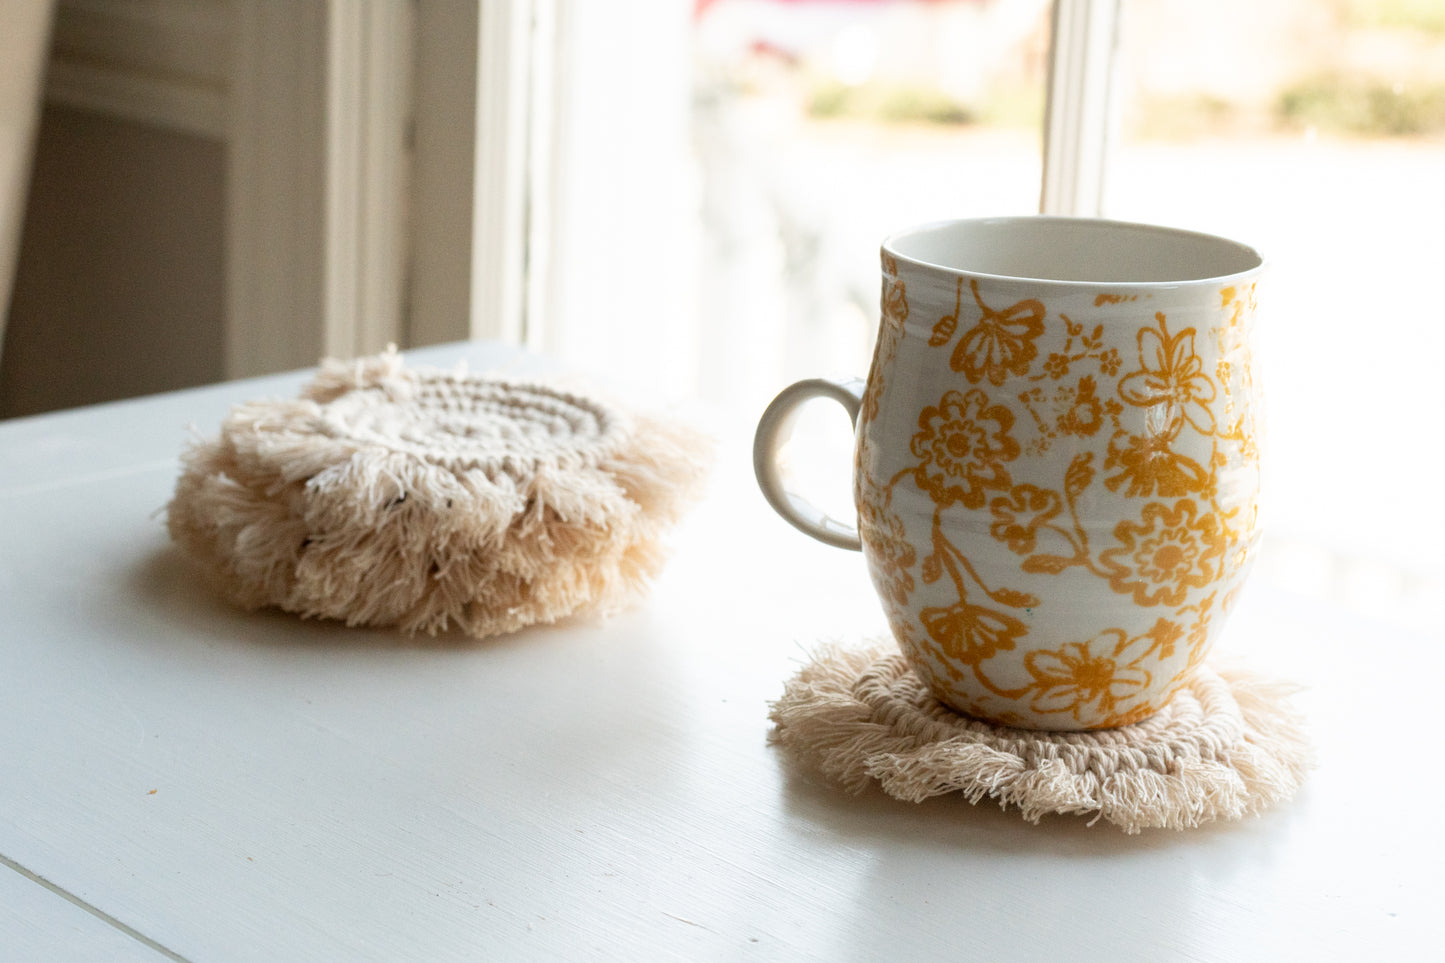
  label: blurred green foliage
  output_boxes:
[1342,0,1445,35]
[807,79,1045,129]
[1278,75,1445,136]
[809,81,975,126]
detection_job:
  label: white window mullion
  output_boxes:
[228,0,411,377]
[408,0,550,353]
[471,0,538,346]
[227,0,328,378]
[324,0,413,360]
[521,0,556,357]
[1041,0,1121,217]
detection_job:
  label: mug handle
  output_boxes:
[753,377,864,551]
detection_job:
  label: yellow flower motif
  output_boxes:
[1024,629,1154,725]
[1101,499,1226,607]
[920,598,1027,667]
[988,484,1062,555]
[1118,313,1217,437]
[951,279,1046,386]
[860,501,916,609]
[1043,353,1071,379]
[1103,431,1211,498]
[1185,593,1218,670]
[1141,617,1185,660]
[1057,375,1105,438]
[861,297,906,425]
[911,389,1019,509]
[1098,347,1122,377]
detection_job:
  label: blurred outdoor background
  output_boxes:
[685,0,1445,635]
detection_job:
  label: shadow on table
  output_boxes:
[122,544,610,653]
[112,543,703,799]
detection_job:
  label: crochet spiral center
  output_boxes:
[311,379,619,475]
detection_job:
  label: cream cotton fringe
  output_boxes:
[770,639,1312,833]
[168,349,710,638]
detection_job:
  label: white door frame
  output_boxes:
[1041,0,1120,216]
[0,0,56,359]
[227,0,413,379]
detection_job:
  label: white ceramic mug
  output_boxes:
[755,216,1265,730]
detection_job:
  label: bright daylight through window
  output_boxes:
[541,0,1443,636]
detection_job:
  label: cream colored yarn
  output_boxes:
[168,349,710,638]
[770,639,1312,833]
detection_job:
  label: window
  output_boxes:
[1103,0,1445,632]
[515,0,1443,633]
[531,0,1053,410]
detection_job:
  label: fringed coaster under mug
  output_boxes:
[770,638,1311,833]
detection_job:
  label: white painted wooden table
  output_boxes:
[1,342,1439,961]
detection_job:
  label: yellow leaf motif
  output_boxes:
[1064,451,1095,500]
[988,483,1062,555]
[920,599,1027,667]
[990,587,1041,610]
[929,312,957,348]
[949,279,1046,386]
[1021,554,1072,575]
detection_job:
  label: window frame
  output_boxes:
[1041,0,1121,217]
[465,0,1121,349]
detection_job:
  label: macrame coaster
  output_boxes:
[769,638,1312,833]
[168,349,709,638]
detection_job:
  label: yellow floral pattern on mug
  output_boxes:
[929,278,1045,386]
[988,484,1062,555]
[864,253,910,425]
[1118,313,1217,436]
[1022,629,1156,727]
[1104,430,1211,498]
[858,498,916,609]
[853,264,1261,728]
[1101,499,1226,607]
[1058,375,1108,438]
[920,598,1028,669]
[910,389,1019,509]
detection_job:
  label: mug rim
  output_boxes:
[881,215,1266,289]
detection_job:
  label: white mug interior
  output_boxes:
[885,216,1263,285]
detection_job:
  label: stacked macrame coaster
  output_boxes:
[770,638,1312,833]
[168,350,709,638]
